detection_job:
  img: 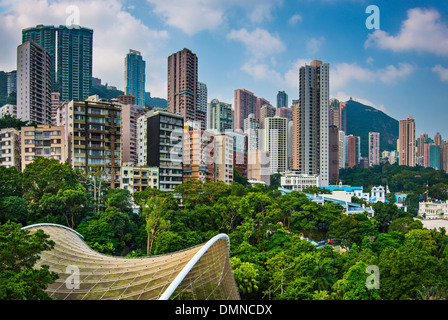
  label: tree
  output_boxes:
[0,196,28,225]
[22,157,79,205]
[332,261,381,300]
[231,257,260,299]
[40,184,88,229]
[0,221,58,300]
[76,219,118,254]
[143,196,171,255]
[302,256,337,292]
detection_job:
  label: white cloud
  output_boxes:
[241,62,282,82]
[288,14,302,25]
[0,0,169,98]
[147,0,224,35]
[306,36,325,55]
[227,28,285,60]
[146,0,283,35]
[331,62,415,90]
[432,65,448,81]
[365,7,448,56]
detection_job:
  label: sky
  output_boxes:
[0,0,447,139]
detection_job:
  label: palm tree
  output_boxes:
[416,286,448,300]
[302,257,336,291]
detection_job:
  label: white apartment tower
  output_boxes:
[293,60,330,186]
[264,116,288,174]
[17,41,52,124]
[369,132,380,167]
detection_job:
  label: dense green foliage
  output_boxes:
[2,157,448,300]
[340,162,448,213]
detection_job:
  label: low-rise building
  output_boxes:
[0,104,17,118]
[418,201,448,220]
[121,163,159,193]
[21,125,65,170]
[280,171,320,191]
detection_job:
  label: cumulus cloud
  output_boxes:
[331,62,415,90]
[288,14,302,25]
[365,7,448,57]
[147,0,283,35]
[146,0,224,35]
[432,65,448,81]
[0,0,169,97]
[227,28,285,59]
[306,36,325,55]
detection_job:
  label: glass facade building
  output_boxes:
[124,50,146,107]
[22,24,93,102]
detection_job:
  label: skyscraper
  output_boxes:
[6,70,17,96]
[369,132,380,167]
[197,81,207,113]
[347,135,360,168]
[234,89,257,131]
[398,115,416,167]
[292,60,330,186]
[124,49,146,106]
[264,116,288,174]
[167,48,206,130]
[207,99,233,132]
[22,24,93,102]
[329,125,339,183]
[17,41,52,124]
[276,90,288,108]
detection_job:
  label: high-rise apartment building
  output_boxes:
[50,92,60,124]
[124,50,146,107]
[329,125,339,183]
[264,116,288,174]
[207,99,232,132]
[369,132,380,167]
[398,115,416,167]
[259,104,276,129]
[121,104,147,165]
[0,128,21,170]
[276,107,293,122]
[277,91,288,108]
[167,48,206,130]
[22,24,93,102]
[347,135,360,168]
[429,144,441,170]
[256,97,270,120]
[417,133,428,166]
[137,110,183,191]
[214,132,234,185]
[244,113,259,151]
[292,60,330,186]
[338,130,346,169]
[56,95,121,189]
[17,41,52,124]
[329,98,341,129]
[234,89,257,131]
[228,131,247,177]
[183,121,215,183]
[6,70,17,96]
[339,102,347,133]
[197,82,207,113]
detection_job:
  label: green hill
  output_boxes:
[345,99,398,157]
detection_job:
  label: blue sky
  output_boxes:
[1,0,447,139]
